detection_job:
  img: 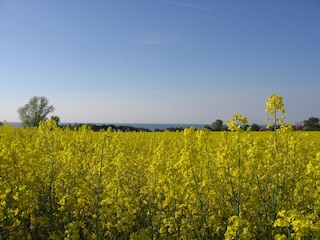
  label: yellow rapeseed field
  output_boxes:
[1,95,320,239]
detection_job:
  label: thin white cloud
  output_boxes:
[162,0,212,11]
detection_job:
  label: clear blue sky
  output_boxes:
[1,0,319,124]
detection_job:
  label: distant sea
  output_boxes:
[7,122,207,131]
[107,123,207,131]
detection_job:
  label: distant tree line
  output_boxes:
[301,117,320,131]
[205,118,320,132]
[60,123,152,132]
[1,96,319,132]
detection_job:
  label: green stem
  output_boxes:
[237,134,241,217]
[96,136,107,239]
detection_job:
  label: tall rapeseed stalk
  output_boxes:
[225,113,250,240]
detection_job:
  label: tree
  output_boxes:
[212,119,223,131]
[250,123,261,131]
[18,96,55,127]
[51,115,60,125]
[303,117,320,130]
[203,125,213,130]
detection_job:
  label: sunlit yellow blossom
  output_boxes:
[265,93,285,114]
[1,102,320,239]
[265,93,286,130]
[228,113,248,132]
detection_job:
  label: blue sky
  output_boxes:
[0,0,319,125]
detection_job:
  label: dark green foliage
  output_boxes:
[60,123,152,132]
[303,117,320,130]
[50,116,60,125]
[212,119,223,131]
[250,123,261,131]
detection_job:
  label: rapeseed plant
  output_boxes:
[265,93,286,130]
[1,95,320,239]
